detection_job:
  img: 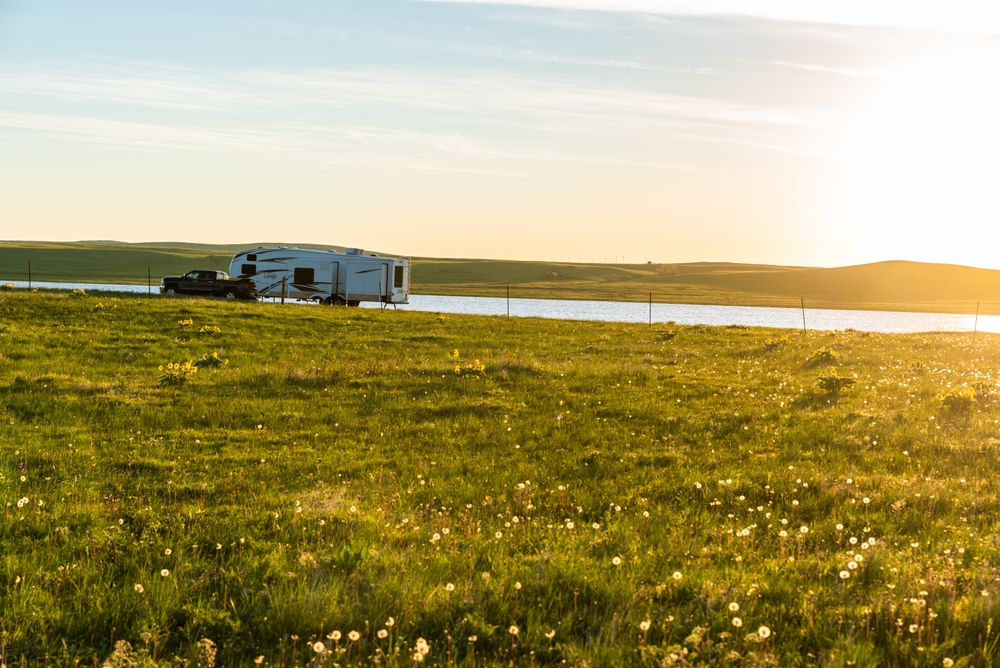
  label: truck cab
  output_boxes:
[160,270,257,300]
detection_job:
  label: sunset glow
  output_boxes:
[1,1,999,267]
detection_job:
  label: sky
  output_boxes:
[2,1,1000,267]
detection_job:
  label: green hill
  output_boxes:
[2,241,999,314]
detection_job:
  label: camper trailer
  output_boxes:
[229,247,410,306]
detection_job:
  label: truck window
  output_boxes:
[394,265,404,288]
[294,267,315,284]
[241,264,256,276]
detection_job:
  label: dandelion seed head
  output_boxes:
[348,630,360,642]
[731,617,742,628]
[758,626,771,639]
[612,556,622,566]
[729,602,739,612]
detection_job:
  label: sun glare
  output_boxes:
[841,49,1000,266]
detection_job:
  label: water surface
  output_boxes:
[3,280,993,334]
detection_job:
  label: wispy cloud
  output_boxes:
[0,60,841,174]
[416,0,1000,35]
[772,61,894,80]
[228,16,726,74]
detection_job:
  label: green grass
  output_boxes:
[6,241,1000,315]
[2,290,1000,666]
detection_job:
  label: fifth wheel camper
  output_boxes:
[229,247,409,306]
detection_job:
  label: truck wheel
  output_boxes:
[224,290,237,300]
[165,287,177,295]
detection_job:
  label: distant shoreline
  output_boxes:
[2,240,1000,316]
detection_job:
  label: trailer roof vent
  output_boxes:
[346,248,364,255]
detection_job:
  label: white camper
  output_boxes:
[229,247,410,306]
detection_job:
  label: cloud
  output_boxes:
[415,0,1000,35]
[772,61,894,80]
[228,16,726,73]
[0,60,841,175]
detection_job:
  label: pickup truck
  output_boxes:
[160,270,257,300]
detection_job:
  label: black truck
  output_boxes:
[160,270,258,300]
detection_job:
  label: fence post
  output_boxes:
[506,285,510,318]
[281,276,286,305]
[28,259,31,289]
[974,301,980,342]
[148,267,151,296]
[801,298,807,333]
[649,291,652,326]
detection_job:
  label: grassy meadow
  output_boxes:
[3,289,1000,666]
[6,241,1000,315]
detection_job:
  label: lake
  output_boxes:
[3,280,994,334]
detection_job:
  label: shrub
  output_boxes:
[0,282,15,291]
[816,368,855,394]
[941,388,975,414]
[764,335,790,350]
[451,348,485,375]
[70,289,87,297]
[178,319,194,327]
[194,352,227,369]
[158,360,197,385]
[807,346,838,366]
[199,325,221,335]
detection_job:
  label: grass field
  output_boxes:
[5,241,1000,315]
[3,289,1000,666]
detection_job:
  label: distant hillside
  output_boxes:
[1,241,998,314]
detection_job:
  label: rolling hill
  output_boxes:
[2,241,999,314]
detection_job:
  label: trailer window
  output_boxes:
[294,267,315,284]
[247,254,257,261]
[241,264,256,276]
[394,265,404,288]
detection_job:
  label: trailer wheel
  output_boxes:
[329,296,347,306]
[348,300,360,307]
